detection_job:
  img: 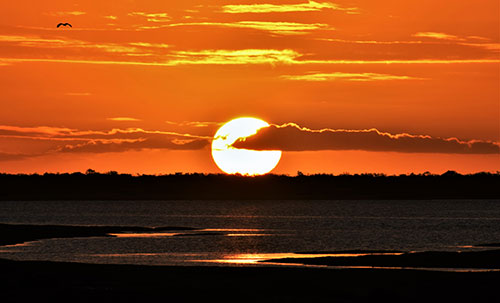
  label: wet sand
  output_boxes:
[263,249,500,269]
[2,223,500,302]
[0,223,197,246]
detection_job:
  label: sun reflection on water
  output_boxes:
[108,233,179,238]
[206,252,404,265]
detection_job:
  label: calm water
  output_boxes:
[1,200,499,267]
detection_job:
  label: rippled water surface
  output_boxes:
[1,200,499,266]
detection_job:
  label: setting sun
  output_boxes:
[211,117,282,175]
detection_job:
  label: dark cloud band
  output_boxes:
[233,123,499,154]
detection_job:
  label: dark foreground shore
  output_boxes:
[2,223,500,302]
[1,258,500,303]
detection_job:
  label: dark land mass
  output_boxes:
[475,243,500,247]
[1,258,499,303]
[1,224,500,302]
[264,250,500,269]
[1,171,499,200]
[297,249,405,254]
[0,223,197,246]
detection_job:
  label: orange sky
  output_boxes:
[0,0,499,175]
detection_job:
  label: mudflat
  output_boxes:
[1,258,499,303]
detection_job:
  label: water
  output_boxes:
[1,200,499,267]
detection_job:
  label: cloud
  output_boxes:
[165,21,331,35]
[128,12,171,22]
[317,38,427,45]
[410,32,500,51]
[0,152,30,161]
[0,125,212,161]
[413,32,464,41]
[459,43,500,51]
[47,11,86,16]
[107,117,142,122]
[232,123,500,154]
[65,92,92,96]
[128,42,170,48]
[0,35,179,59]
[0,35,140,54]
[167,49,301,65]
[104,15,118,20]
[55,137,208,154]
[1,34,498,66]
[221,1,357,14]
[0,125,210,141]
[280,72,422,81]
[318,37,500,51]
[2,53,499,67]
[165,121,223,128]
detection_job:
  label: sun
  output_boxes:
[211,117,282,176]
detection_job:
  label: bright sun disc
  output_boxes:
[211,117,282,176]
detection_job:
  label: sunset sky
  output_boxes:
[0,0,499,175]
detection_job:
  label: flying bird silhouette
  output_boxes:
[57,23,72,28]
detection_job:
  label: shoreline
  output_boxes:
[2,223,500,302]
[1,258,499,303]
[0,223,198,246]
[2,222,500,266]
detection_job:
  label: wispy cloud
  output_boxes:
[166,21,330,35]
[0,125,212,160]
[47,11,86,16]
[459,43,500,51]
[0,35,177,58]
[65,92,92,96]
[413,32,464,41]
[318,38,426,45]
[165,121,223,128]
[167,49,301,65]
[280,72,422,81]
[128,42,170,48]
[128,12,171,22]
[104,15,118,20]
[233,123,500,154]
[2,56,499,67]
[318,37,500,51]
[0,152,31,161]
[107,117,142,122]
[0,35,139,54]
[221,1,358,14]
[411,32,500,51]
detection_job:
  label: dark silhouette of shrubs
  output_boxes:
[0,170,498,200]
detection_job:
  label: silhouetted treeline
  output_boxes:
[0,170,499,200]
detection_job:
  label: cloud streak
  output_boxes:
[233,123,500,154]
[221,1,357,14]
[0,35,140,54]
[128,12,171,22]
[47,11,86,16]
[2,53,498,68]
[413,32,464,41]
[280,72,422,81]
[164,21,331,35]
[167,49,301,65]
[0,125,212,160]
[165,121,223,128]
[107,117,142,122]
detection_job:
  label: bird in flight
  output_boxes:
[57,23,72,28]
